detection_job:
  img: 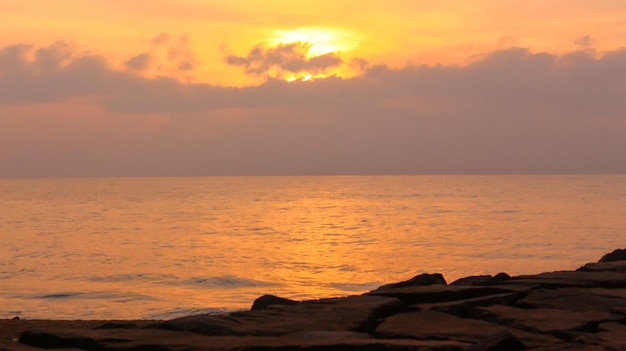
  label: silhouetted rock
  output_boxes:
[508,270,626,288]
[450,275,493,286]
[491,272,511,282]
[369,284,529,306]
[94,322,139,329]
[472,304,622,337]
[577,260,626,272]
[250,294,298,311]
[515,287,626,313]
[598,248,626,262]
[414,292,520,317]
[155,295,406,336]
[375,273,446,290]
[466,331,526,351]
[375,310,559,348]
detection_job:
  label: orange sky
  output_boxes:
[1,1,625,176]
[2,1,625,85]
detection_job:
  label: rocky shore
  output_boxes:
[2,249,625,351]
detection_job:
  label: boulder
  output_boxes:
[369,284,530,306]
[374,273,447,290]
[471,304,623,338]
[577,260,626,272]
[0,340,78,351]
[450,275,493,286]
[250,294,298,311]
[508,270,626,289]
[413,292,521,317]
[155,294,406,336]
[375,310,509,343]
[598,248,626,262]
[515,288,626,313]
[491,272,511,282]
[450,273,511,286]
[595,322,626,350]
[374,310,560,347]
[466,332,525,351]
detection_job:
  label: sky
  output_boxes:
[1,0,625,177]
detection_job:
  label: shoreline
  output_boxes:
[2,248,625,350]
[0,320,163,343]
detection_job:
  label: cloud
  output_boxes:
[226,42,342,77]
[574,35,595,48]
[123,33,198,76]
[151,33,170,46]
[1,42,625,176]
[125,53,152,70]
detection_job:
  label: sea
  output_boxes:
[1,175,625,320]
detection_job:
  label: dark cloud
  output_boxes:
[0,42,111,104]
[125,52,151,70]
[1,42,625,176]
[574,35,595,47]
[151,33,169,46]
[33,41,75,70]
[123,33,197,75]
[226,42,342,76]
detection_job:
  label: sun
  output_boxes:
[265,27,360,82]
[269,27,349,57]
[267,27,358,82]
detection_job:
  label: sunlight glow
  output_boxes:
[286,73,323,82]
[267,27,357,83]
[268,27,354,57]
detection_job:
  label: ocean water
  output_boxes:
[1,175,625,320]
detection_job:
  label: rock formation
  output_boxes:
[2,249,625,350]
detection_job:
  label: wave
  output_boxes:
[84,273,178,283]
[325,281,382,292]
[172,275,281,289]
[143,306,237,320]
[31,291,155,301]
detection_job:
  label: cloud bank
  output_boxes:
[1,41,625,176]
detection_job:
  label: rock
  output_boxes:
[471,304,623,338]
[0,339,82,351]
[374,310,508,343]
[375,273,447,290]
[282,330,371,340]
[18,327,471,351]
[508,270,626,289]
[413,293,521,317]
[577,260,626,272]
[9,249,626,351]
[491,272,511,282]
[450,275,493,286]
[450,273,511,286]
[250,294,298,311]
[19,329,101,350]
[595,322,626,350]
[466,332,525,351]
[515,288,626,313]
[374,310,559,347]
[369,284,530,306]
[598,248,626,262]
[155,294,406,336]
[94,322,139,329]
[611,306,626,316]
